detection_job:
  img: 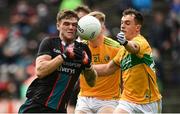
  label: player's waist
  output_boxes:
[121,93,162,104]
[79,92,120,100]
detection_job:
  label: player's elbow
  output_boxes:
[125,43,139,54]
[131,42,140,54]
[88,73,97,87]
[84,68,97,87]
[86,76,97,87]
[35,68,46,79]
[88,81,96,87]
[36,71,44,79]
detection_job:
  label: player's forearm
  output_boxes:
[36,55,64,78]
[83,66,97,87]
[93,64,111,76]
[124,41,140,54]
[93,61,118,76]
[93,64,106,76]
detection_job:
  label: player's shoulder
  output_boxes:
[134,34,150,45]
[40,36,61,47]
[104,36,121,48]
[74,40,88,48]
[42,36,60,42]
[134,34,147,41]
[76,40,88,45]
[81,40,88,44]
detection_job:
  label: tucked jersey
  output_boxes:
[113,34,162,104]
[79,37,121,100]
[26,37,90,112]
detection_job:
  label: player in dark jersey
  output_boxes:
[18,9,97,113]
[67,5,92,114]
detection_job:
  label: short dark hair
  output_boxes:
[56,9,79,22]
[123,8,143,25]
[74,5,91,14]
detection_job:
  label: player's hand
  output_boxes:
[60,46,71,60]
[61,44,83,61]
[73,44,92,69]
[81,43,92,70]
[116,32,128,46]
[82,51,91,69]
[74,42,92,69]
[73,46,83,60]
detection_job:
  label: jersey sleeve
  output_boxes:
[133,35,152,58]
[37,37,52,57]
[113,47,125,66]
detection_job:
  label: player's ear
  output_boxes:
[136,25,141,31]
[101,24,106,33]
[56,23,60,30]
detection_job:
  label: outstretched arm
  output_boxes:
[83,66,97,87]
[79,42,98,87]
[93,60,119,76]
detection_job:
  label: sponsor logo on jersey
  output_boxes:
[53,48,61,54]
[57,62,81,74]
[104,55,110,62]
[59,67,75,74]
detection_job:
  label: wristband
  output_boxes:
[123,40,128,46]
[60,53,67,60]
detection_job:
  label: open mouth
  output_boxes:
[121,30,125,33]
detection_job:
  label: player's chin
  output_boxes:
[121,30,126,33]
[66,35,75,40]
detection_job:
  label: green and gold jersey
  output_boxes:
[79,36,122,100]
[113,34,162,104]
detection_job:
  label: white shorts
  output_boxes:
[116,99,162,113]
[75,96,119,113]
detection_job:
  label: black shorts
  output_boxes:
[18,99,66,113]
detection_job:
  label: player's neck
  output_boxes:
[89,34,104,48]
[59,34,75,45]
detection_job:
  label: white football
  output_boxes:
[77,15,101,40]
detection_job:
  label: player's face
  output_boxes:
[120,14,140,40]
[77,11,88,18]
[57,17,78,42]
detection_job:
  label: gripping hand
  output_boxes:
[81,44,92,70]
[116,32,128,46]
[73,45,92,69]
[60,44,73,60]
[74,42,92,69]
[61,44,83,61]
[82,51,91,69]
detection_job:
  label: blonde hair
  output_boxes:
[88,11,105,23]
[74,5,91,14]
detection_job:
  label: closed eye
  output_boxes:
[121,20,131,26]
